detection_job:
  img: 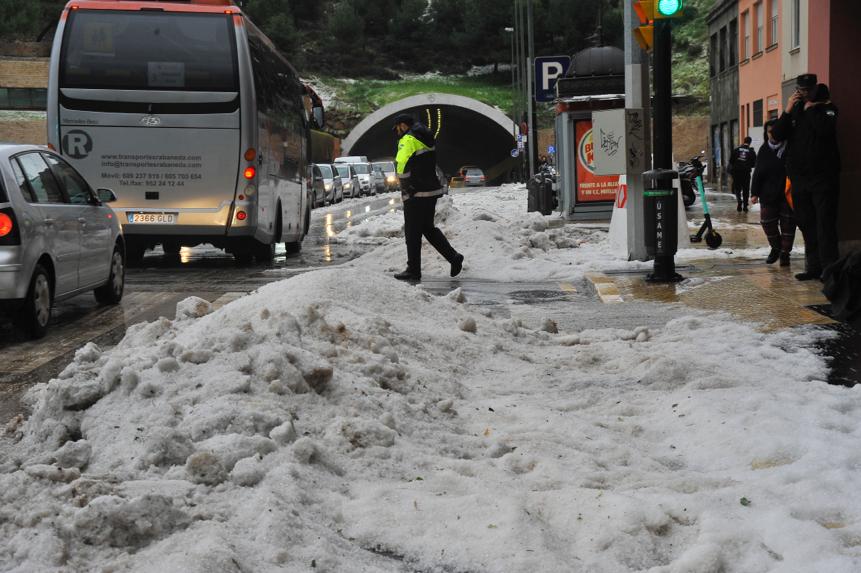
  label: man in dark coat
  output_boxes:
[751,120,796,266]
[728,136,757,212]
[392,114,463,281]
[772,73,841,281]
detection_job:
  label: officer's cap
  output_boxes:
[796,74,817,89]
[392,114,415,129]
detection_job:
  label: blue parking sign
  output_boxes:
[548,145,556,154]
[534,56,571,102]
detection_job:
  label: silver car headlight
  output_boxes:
[324,183,332,191]
[386,175,397,183]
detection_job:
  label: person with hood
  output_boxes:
[728,136,757,212]
[772,74,841,281]
[751,119,796,266]
[392,114,464,282]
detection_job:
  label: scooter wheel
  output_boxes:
[705,230,723,249]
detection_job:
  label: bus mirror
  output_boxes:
[313,106,325,128]
[97,188,117,203]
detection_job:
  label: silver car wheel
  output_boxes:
[33,273,51,327]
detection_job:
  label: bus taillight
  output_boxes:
[236,211,247,221]
[244,148,256,162]
[243,166,256,180]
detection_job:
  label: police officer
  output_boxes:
[392,114,464,282]
[772,73,840,281]
[728,136,757,212]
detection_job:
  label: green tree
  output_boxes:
[328,1,364,48]
[244,0,298,54]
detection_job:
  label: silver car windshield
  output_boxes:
[336,165,351,178]
[353,164,370,175]
[318,164,333,178]
[375,162,395,172]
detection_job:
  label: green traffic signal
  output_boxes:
[657,0,683,16]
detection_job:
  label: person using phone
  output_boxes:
[771,73,841,281]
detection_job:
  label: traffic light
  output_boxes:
[633,1,655,52]
[654,0,684,18]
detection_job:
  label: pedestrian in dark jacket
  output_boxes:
[772,74,841,281]
[392,114,463,282]
[728,136,757,212]
[751,120,795,266]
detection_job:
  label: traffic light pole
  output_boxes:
[645,18,683,283]
[653,19,672,171]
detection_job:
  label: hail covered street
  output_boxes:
[0,193,403,422]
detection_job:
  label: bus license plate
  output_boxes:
[128,212,177,224]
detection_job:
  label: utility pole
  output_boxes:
[624,0,651,261]
[526,0,536,178]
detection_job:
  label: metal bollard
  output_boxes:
[643,169,684,283]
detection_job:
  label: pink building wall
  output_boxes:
[737,0,782,145]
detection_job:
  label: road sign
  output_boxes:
[511,148,520,157]
[534,55,571,102]
[548,145,555,154]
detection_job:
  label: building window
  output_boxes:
[0,88,47,111]
[729,19,738,66]
[710,33,718,76]
[753,99,764,126]
[768,0,778,47]
[754,2,764,53]
[791,0,801,48]
[768,109,778,120]
[719,26,727,71]
[741,10,751,59]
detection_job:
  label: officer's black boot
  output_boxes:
[394,268,421,281]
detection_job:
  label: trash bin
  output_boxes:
[642,168,683,282]
[527,173,555,216]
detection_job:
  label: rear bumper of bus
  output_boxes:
[114,204,253,238]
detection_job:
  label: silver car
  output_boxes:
[335,163,361,199]
[309,163,343,208]
[0,145,124,338]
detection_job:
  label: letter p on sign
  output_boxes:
[534,56,571,102]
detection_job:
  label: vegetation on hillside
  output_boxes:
[2,0,713,112]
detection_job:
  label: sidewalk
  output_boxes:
[585,189,860,385]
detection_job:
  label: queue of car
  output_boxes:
[307,156,400,209]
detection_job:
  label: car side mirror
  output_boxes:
[313,106,325,128]
[97,188,117,203]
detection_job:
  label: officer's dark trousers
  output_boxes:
[732,172,751,207]
[404,196,457,273]
[792,179,840,275]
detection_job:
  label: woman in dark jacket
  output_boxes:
[751,120,797,266]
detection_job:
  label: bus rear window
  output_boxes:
[61,11,238,91]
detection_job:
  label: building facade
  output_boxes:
[738,0,782,148]
[707,0,739,187]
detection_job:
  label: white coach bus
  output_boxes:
[47,0,317,263]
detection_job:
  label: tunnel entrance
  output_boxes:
[342,93,518,185]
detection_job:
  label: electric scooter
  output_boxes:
[689,171,723,249]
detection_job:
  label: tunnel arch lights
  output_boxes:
[342,93,517,155]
